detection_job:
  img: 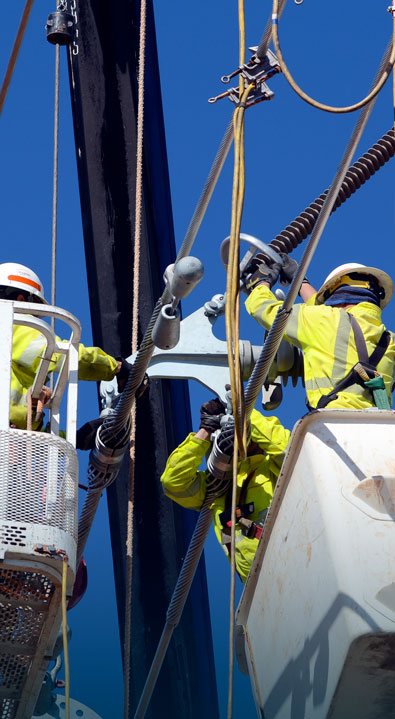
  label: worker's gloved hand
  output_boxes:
[243,253,281,293]
[279,254,299,286]
[199,397,226,433]
[279,253,309,288]
[76,417,104,450]
[116,359,149,397]
[116,359,132,393]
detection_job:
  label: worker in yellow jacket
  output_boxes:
[0,262,130,432]
[243,255,395,410]
[161,398,290,583]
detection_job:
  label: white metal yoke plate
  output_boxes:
[236,409,395,719]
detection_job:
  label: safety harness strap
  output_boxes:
[314,313,391,410]
[220,469,263,545]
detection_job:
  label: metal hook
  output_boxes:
[294,0,304,4]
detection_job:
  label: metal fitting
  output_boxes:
[204,293,226,317]
[163,257,204,302]
[209,82,274,107]
[151,304,181,350]
[46,11,74,46]
[209,48,280,106]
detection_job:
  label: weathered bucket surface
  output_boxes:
[236,409,395,719]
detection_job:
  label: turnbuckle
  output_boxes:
[208,47,280,106]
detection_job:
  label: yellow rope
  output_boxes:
[0,0,34,116]
[225,84,252,460]
[62,557,70,719]
[124,0,147,716]
[226,4,252,717]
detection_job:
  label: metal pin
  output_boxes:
[221,68,241,84]
[208,90,231,103]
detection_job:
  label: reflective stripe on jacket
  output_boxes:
[245,285,395,410]
[160,409,290,583]
[11,324,119,429]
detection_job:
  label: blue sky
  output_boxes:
[1,2,395,717]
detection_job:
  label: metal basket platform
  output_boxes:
[0,429,78,719]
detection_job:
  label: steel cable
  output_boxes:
[244,40,392,417]
[272,0,395,114]
[50,43,60,379]
[133,500,213,719]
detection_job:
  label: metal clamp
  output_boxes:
[209,48,280,105]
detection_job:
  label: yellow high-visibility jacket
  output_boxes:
[161,409,290,583]
[246,285,395,410]
[11,324,119,429]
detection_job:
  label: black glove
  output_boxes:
[244,253,281,292]
[279,254,299,286]
[279,253,309,289]
[116,359,149,397]
[199,398,226,433]
[76,417,104,450]
[116,359,132,393]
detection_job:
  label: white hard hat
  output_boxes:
[315,262,393,309]
[0,263,47,304]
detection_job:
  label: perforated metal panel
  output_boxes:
[0,429,78,541]
[0,429,78,719]
[0,568,56,719]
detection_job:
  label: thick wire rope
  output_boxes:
[271,0,395,114]
[123,0,147,716]
[133,500,213,719]
[0,0,34,116]
[51,43,59,310]
[50,43,60,381]
[256,0,287,60]
[62,558,70,719]
[244,41,391,417]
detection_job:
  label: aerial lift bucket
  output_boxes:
[236,409,395,719]
[0,300,80,719]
